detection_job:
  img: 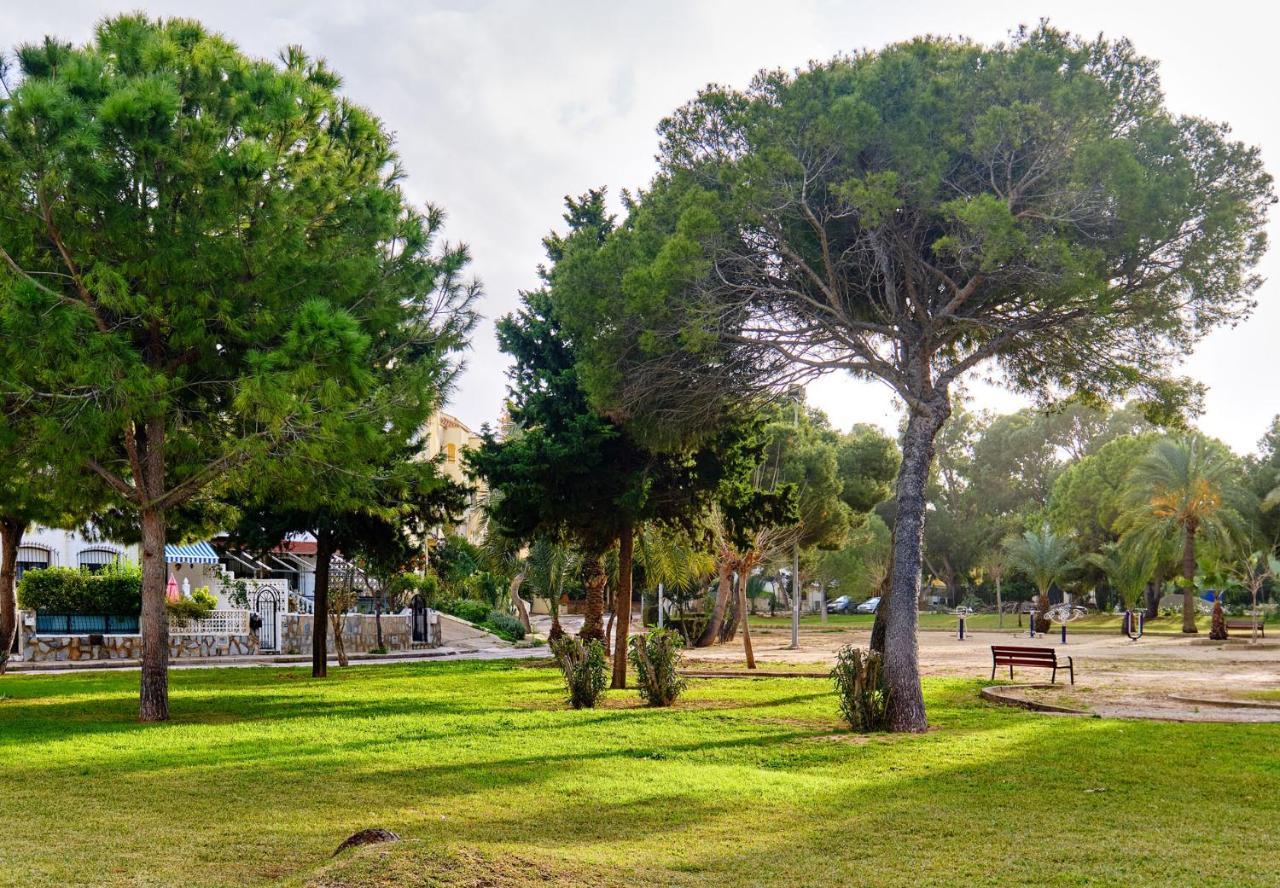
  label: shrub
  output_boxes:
[166,594,216,626]
[437,598,490,625]
[831,645,888,732]
[17,563,142,615]
[191,587,218,610]
[550,635,607,709]
[628,628,687,707]
[484,609,526,642]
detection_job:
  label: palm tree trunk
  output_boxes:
[737,560,756,669]
[580,551,606,644]
[1181,524,1198,634]
[509,572,531,631]
[697,555,735,647]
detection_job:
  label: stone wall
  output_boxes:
[280,612,417,655]
[17,613,258,662]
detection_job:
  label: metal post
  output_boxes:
[1061,622,1067,645]
[1029,610,1036,638]
[958,615,966,641]
[789,544,800,650]
[657,583,664,629]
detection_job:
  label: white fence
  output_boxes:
[169,609,251,636]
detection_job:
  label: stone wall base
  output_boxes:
[280,612,417,655]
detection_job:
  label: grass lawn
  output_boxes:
[1,662,1277,887]
[747,611,1263,635]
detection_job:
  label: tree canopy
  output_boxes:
[0,16,477,719]
[548,25,1273,731]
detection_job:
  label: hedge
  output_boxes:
[17,562,143,615]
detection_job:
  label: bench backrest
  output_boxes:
[991,645,1058,665]
[1225,619,1261,627]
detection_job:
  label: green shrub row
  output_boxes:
[435,598,526,641]
[17,563,143,615]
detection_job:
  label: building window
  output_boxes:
[16,546,51,580]
[446,443,457,463]
[78,548,121,574]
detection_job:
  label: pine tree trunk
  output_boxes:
[312,530,334,677]
[1181,524,1198,634]
[374,595,384,649]
[580,552,606,644]
[883,401,949,733]
[138,504,170,722]
[611,526,634,689]
[697,555,735,647]
[870,528,895,655]
[0,517,24,674]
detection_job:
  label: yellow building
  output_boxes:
[421,411,486,542]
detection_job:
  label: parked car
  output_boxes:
[826,595,853,614]
[856,596,881,614]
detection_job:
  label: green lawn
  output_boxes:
[1,662,1276,887]
[747,611,1268,635]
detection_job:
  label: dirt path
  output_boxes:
[684,623,1280,723]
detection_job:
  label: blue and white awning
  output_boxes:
[164,541,220,565]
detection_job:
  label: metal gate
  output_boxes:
[410,594,429,644]
[254,587,281,652]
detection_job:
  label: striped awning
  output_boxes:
[164,541,220,565]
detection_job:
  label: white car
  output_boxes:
[856,596,881,614]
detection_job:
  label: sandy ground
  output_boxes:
[684,622,1280,723]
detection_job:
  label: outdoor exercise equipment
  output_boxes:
[1123,609,1145,641]
[1044,603,1089,644]
[954,606,974,641]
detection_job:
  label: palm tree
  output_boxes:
[525,537,579,640]
[1086,540,1157,617]
[1119,435,1251,634]
[1262,483,1280,514]
[1005,526,1076,634]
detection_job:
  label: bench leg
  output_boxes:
[1069,661,1074,685]
[1051,665,1057,685]
[1009,664,1014,680]
[991,663,996,681]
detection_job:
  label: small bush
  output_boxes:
[628,628,687,707]
[437,598,490,625]
[550,635,607,709]
[831,645,888,732]
[18,563,142,614]
[166,594,216,626]
[484,609,526,642]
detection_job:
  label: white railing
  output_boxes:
[292,594,314,614]
[170,609,251,636]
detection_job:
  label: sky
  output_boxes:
[5,1,1278,454]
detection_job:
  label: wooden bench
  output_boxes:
[990,645,1074,685]
[1225,618,1265,638]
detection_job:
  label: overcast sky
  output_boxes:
[6,1,1278,453]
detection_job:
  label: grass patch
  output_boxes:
[1,661,1277,886]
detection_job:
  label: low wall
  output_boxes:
[17,613,258,662]
[280,612,416,655]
